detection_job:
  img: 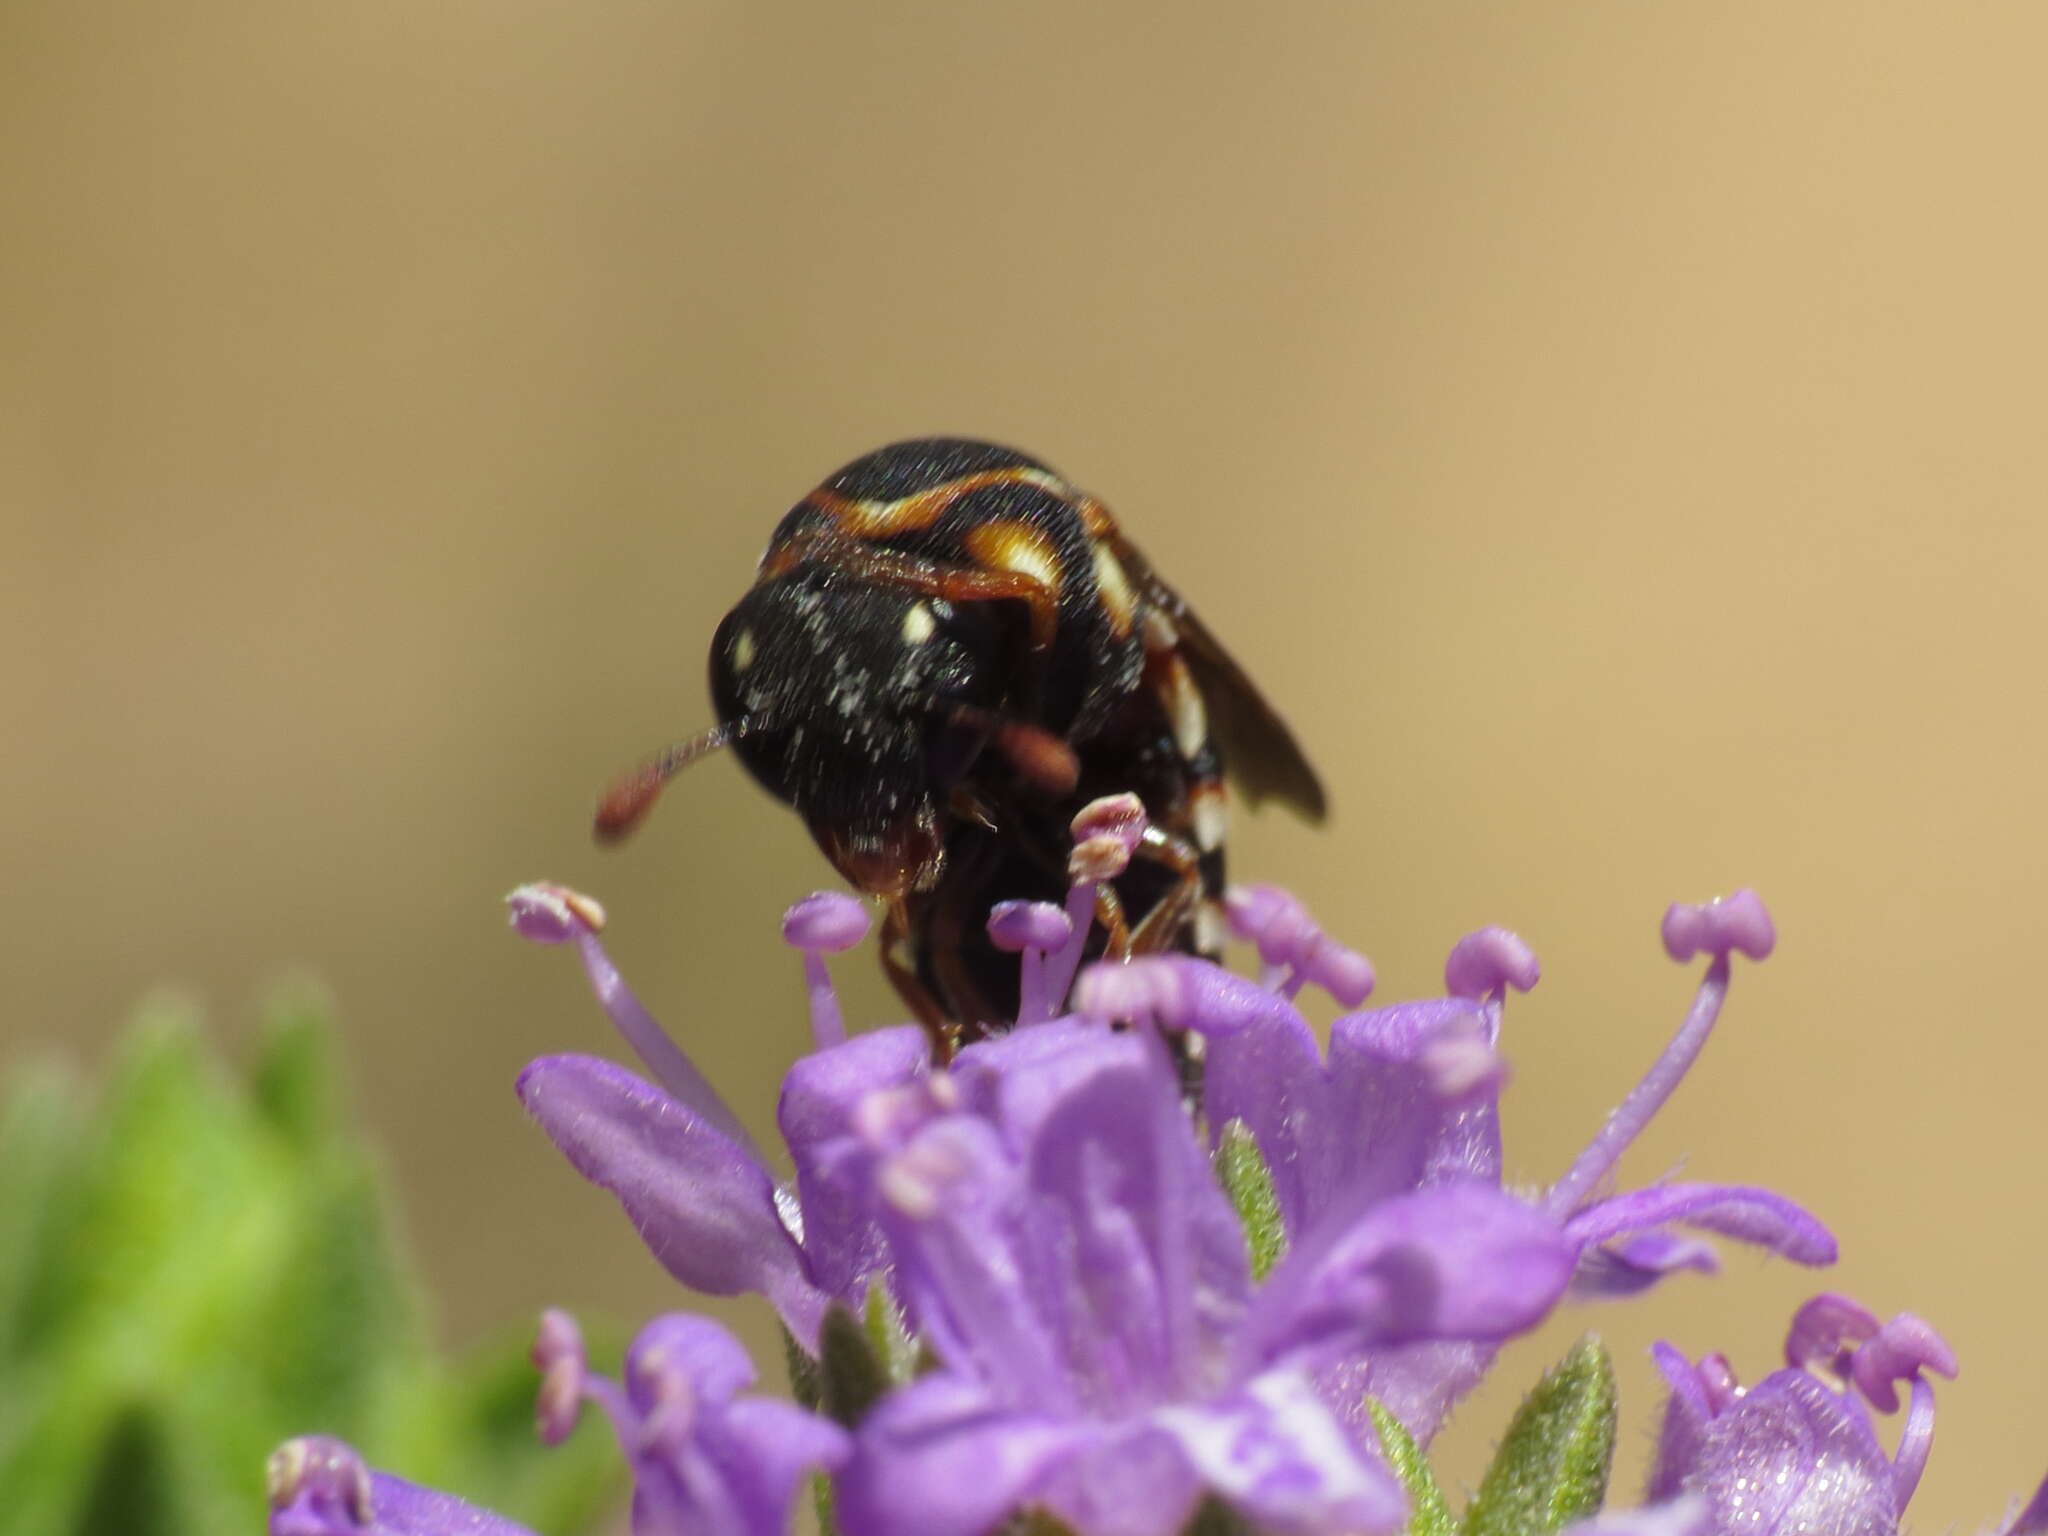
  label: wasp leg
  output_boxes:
[1092,883,1134,961]
[879,898,956,1048]
[1125,824,1207,956]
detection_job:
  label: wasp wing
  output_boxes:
[1107,528,1329,822]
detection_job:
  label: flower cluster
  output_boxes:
[267,801,2047,1536]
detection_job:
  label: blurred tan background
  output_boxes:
[5,1,2044,1524]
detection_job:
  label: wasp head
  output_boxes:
[709,570,1003,898]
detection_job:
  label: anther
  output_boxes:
[1661,889,1775,963]
[1444,927,1541,1001]
[988,900,1073,1026]
[506,881,608,942]
[782,891,872,1048]
[533,1309,588,1446]
[1067,793,1148,884]
[266,1436,374,1527]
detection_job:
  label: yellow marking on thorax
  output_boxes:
[963,520,1063,595]
[828,466,1073,539]
[1092,542,1138,637]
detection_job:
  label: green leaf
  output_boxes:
[783,1324,823,1412]
[862,1281,919,1384]
[249,980,344,1153]
[1368,1398,1455,1536]
[0,1058,82,1366]
[1463,1336,1618,1536]
[1214,1120,1287,1282]
[816,1302,892,1428]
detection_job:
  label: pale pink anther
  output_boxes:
[782,892,871,1049]
[507,881,608,942]
[1661,889,1775,963]
[1040,796,1153,1018]
[533,1308,588,1445]
[1068,793,1148,884]
[266,1437,375,1526]
[1444,927,1541,1000]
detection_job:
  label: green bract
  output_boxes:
[0,990,618,1536]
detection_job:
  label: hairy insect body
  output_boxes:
[600,438,1324,1044]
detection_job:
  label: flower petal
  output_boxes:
[713,1398,853,1536]
[517,1054,824,1338]
[1564,1183,1836,1267]
[269,1438,536,1536]
[777,1025,931,1302]
[1020,1038,1253,1408]
[1250,1184,1574,1372]
[1157,1370,1408,1535]
[1699,1371,1896,1536]
[1201,988,1329,1234]
[835,1373,1086,1536]
[1572,1231,1720,1299]
[1327,999,1501,1202]
[1644,1343,1716,1502]
[1563,1497,1712,1536]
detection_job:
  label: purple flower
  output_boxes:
[1072,886,1835,1441]
[508,882,932,1348]
[267,1311,845,1536]
[268,1436,536,1536]
[533,1308,848,1536]
[1640,1292,1959,1536]
[835,1020,1578,1536]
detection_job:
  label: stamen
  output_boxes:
[782,892,872,1049]
[1545,893,1775,1218]
[1849,1313,1958,1413]
[1784,1291,1880,1376]
[1660,888,1775,963]
[1040,795,1150,1014]
[633,1350,699,1459]
[987,900,1073,1026]
[266,1436,374,1529]
[1443,927,1541,1001]
[532,1308,588,1446]
[506,883,766,1168]
[1890,1375,1938,1510]
[1222,884,1375,1006]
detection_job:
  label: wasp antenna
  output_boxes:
[593,720,749,845]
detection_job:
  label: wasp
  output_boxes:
[594,438,1325,1042]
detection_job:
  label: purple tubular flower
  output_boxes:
[1101,886,1833,1443]
[1643,1293,1958,1535]
[510,882,932,1347]
[267,1437,536,1536]
[532,1308,849,1536]
[836,1024,1575,1536]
